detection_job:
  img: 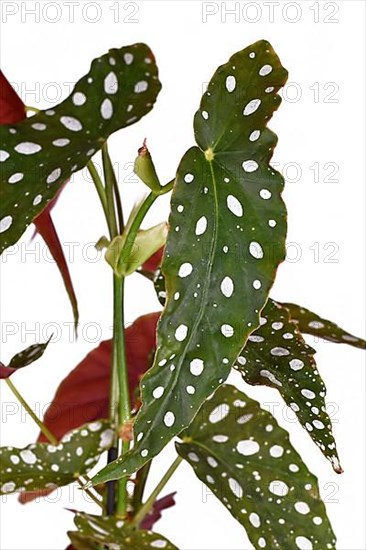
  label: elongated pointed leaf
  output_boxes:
[0,43,161,252]
[0,338,51,379]
[280,302,366,350]
[0,420,112,495]
[33,195,79,330]
[92,40,289,485]
[176,384,336,550]
[235,299,341,472]
[68,512,178,550]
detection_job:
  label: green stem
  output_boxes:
[113,274,131,518]
[132,461,152,514]
[119,178,174,273]
[5,378,102,508]
[87,161,110,233]
[5,378,57,445]
[132,456,182,527]
[102,143,119,238]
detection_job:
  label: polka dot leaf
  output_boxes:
[280,302,366,350]
[176,384,336,550]
[68,512,178,550]
[0,420,113,495]
[0,43,161,252]
[234,299,342,473]
[0,337,51,379]
[91,40,288,486]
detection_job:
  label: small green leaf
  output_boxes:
[91,39,288,485]
[68,512,178,550]
[0,420,112,494]
[7,337,51,370]
[0,43,161,253]
[176,384,336,550]
[106,223,168,276]
[280,302,366,350]
[234,299,342,473]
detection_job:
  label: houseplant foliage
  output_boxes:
[0,40,364,549]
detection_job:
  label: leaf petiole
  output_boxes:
[131,456,182,527]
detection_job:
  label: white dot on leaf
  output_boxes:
[0,216,13,233]
[72,92,87,106]
[101,99,113,120]
[164,411,175,427]
[259,64,273,76]
[249,241,264,259]
[227,195,243,217]
[104,72,118,94]
[226,75,236,93]
[190,358,204,376]
[195,216,207,236]
[135,81,148,93]
[15,142,41,155]
[0,150,10,162]
[8,173,23,184]
[60,116,82,131]
[220,276,234,298]
[175,324,188,341]
[242,160,258,173]
[153,386,164,399]
[243,99,261,116]
[221,324,234,337]
[47,168,61,185]
[178,262,193,278]
[237,440,259,456]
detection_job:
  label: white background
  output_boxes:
[0,1,365,549]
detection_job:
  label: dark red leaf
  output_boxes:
[140,492,176,530]
[33,197,79,330]
[19,312,160,504]
[39,311,160,442]
[0,362,17,379]
[141,247,164,274]
[0,71,26,123]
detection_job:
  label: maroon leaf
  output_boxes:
[0,71,78,328]
[140,492,176,530]
[141,246,164,274]
[0,71,26,123]
[39,311,160,443]
[33,193,79,330]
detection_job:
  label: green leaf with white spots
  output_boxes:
[0,337,51,378]
[91,40,288,486]
[68,512,178,550]
[0,420,112,495]
[280,302,366,350]
[234,299,342,473]
[176,384,336,550]
[0,43,161,252]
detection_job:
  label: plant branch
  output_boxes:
[102,143,119,238]
[5,378,57,445]
[132,461,152,515]
[131,456,182,527]
[119,178,174,273]
[113,274,131,518]
[87,161,111,235]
